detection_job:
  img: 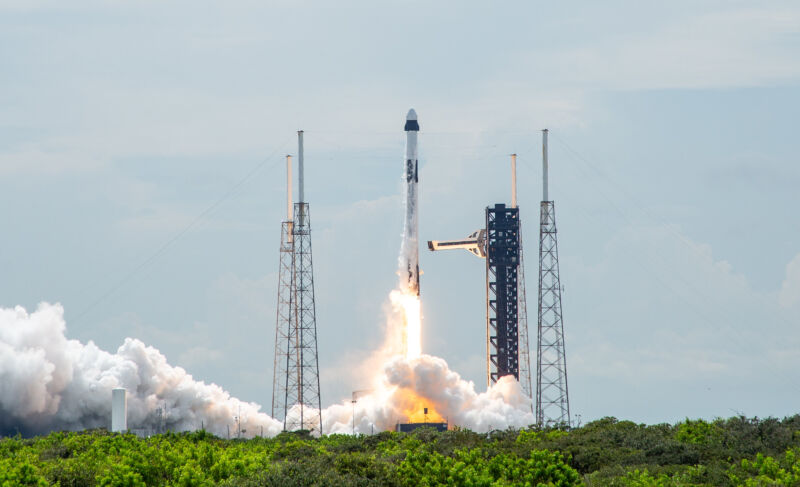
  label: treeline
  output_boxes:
[1,415,799,486]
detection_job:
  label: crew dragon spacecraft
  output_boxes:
[401,109,420,296]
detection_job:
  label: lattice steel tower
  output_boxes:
[271,154,294,428]
[272,131,323,433]
[536,129,570,427]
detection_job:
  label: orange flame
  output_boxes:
[384,286,438,425]
[396,388,445,423]
[391,290,421,359]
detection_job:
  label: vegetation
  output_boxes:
[2,415,800,486]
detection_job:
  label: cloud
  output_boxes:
[779,253,800,308]
[178,346,223,369]
[564,223,800,421]
[0,148,106,176]
[512,5,800,92]
[2,0,798,429]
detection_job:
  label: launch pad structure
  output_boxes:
[272,131,323,434]
[427,156,534,401]
[268,117,569,433]
[428,132,571,427]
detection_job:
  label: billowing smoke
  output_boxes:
[322,354,535,434]
[0,303,282,437]
[1,302,534,437]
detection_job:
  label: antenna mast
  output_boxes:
[298,130,304,204]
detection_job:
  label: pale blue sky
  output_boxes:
[1,0,799,424]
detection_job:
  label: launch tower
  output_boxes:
[486,204,520,384]
[272,131,323,433]
[536,129,570,427]
[427,155,533,399]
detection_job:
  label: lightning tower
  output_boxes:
[271,154,294,428]
[272,131,323,433]
[536,129,570,427]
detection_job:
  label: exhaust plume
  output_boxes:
[0,302,535,437]
[0,303,282,437]
[322,354,535,434]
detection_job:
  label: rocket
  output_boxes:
[402,108,420,296]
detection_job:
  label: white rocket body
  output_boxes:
[401,109,420,296]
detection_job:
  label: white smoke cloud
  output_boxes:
[0,302,534,437]
[0,302,283,437]
[322,354,535,435]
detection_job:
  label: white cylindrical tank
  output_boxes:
[111,388,127,432]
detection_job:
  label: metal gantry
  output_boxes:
[536,129,570,427]
[486,204,520,385]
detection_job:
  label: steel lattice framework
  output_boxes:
[271,220,294,426]
[536,201,570,426]
[517,241,534,403]
[271,203,322,433]
[486,204,520,385]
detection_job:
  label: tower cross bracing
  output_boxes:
[283,202,322,432]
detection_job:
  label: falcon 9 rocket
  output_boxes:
[401,108,420,296]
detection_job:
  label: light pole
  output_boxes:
[352,399,356,435]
